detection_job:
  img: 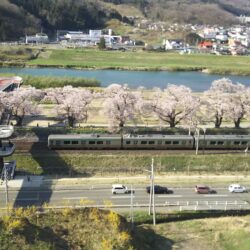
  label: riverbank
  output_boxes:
[1,46,250,76]
[27,48,250,76]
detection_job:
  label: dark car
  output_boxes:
[146,185,173,194]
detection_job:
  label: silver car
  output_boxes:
[228,184,247,193]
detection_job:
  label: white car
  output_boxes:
[228,184,247,193]
[112,184,128,194]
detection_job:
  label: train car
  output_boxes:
[122,134,194,149]
[196,135,250,149]
[48,134,122,149]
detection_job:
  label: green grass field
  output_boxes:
[9,151,250,177]
[27,48,250,75]
[135,213,250,250]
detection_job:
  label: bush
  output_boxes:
[22,75,100,89]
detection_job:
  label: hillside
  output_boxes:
[1,207,136,250]
[2,207,250,250]
[0,0,250,41]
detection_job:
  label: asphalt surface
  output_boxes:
[2,185,250,210]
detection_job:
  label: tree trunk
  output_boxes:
[169,118,176,128]
[68,116,75,128]
[234,118,241,128]
[119,122,124,149]
[15,116,23,126]
[215,116,222,128]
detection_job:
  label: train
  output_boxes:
[48,134,250,150]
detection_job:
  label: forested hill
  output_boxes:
[1,0,250,41]
[0,0,125,41]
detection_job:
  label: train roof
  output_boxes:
[195,135,250,140]
[123,134,193,140]
[48,134,121,140]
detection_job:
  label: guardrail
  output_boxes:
[165,200,250,211]
[0,200,249,212]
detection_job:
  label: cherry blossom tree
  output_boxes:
[226,87,250,128]
[149,84,200,128]
[45,86,93,127]
[2,87,43,126]
[203,78,233,128]
[204,78,249,128]
[103,84,142,132]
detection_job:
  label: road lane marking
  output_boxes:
[157,195,183,198]
[14,198,39,201]
[206,194,228,197]
[63,197,88,200]
[111,196,135,199]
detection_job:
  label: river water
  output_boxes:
[1,67,250,91]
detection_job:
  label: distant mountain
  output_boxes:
[0,0,250,41]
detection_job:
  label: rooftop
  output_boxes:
[0,76,23,92]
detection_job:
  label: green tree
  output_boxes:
[98,37,106,50]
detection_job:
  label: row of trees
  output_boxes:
[0,78,249,130]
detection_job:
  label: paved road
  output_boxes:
[1,185,250,210]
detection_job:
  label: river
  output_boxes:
[1,67,250,91]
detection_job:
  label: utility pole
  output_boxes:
[4,166,9,208]
[148,158,156,225]
[202,128,206,155]
[196,128,200,155]
[148,158,153,215]
[130,185,134,230]
[152,158,156,226]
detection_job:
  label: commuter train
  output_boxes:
[48,134,250,150]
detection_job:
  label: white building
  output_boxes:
[25,33,49,44]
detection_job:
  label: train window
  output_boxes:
[126,141,131,145]
[165,141,171,144]
[234,141,240,145]
[64,141,70,145]
[218,141,224,145]
[81,141,86,144]
[149,141,155,144]
[210,141,216,145]
[55,141,61,145]
[141,141,147,144]
[72,141,79,145]
[97,141,103,144]
[173,141,179,145]
[89,141,96,144]
[158,141,162,145]
[241,141,248,145]
[133,141,138,145]
[106,141,111,145]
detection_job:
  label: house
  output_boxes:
[163,39,183,50]
[198,41,213,49]
[25,33,49,44]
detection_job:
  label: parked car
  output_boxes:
[112,184,134,194]
[228,184,247,193]
[195,185,216,194]
[146,185,173,194]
